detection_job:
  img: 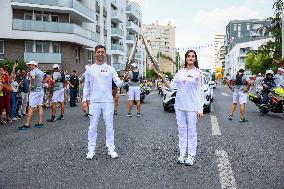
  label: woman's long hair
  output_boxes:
[184,50,199,68]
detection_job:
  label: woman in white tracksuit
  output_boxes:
[159,50,203,166]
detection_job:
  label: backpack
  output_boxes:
[234,73,246,86]
[55,71,65,83]
[131,71,139,82]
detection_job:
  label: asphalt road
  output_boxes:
[0,86,283,189]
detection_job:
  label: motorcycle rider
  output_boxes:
[228,66,251,122]
[260,70,276,116]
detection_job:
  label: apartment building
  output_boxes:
[0,0,101,74]
[0,0,146,76]
[213,34,225,70]
[224,19,272,76]
[142,21,176,74]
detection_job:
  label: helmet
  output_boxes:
[265,69,274,75]
[53,64,59,69]
[26,60,37,65]
[238,65,245,71]
[258,73,261,76]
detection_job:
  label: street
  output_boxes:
[0,86,283,189]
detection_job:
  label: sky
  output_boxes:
[133,0,275,69]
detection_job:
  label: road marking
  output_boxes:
[210,115,221,136]
[211,103,214,112]
[215,150,237,189]
[221,93,230,97]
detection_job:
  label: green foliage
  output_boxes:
[260,0,283,60]
[157,52,174,62]
[146,68,157,79]
[0,59,26,73]
[245,52,274,74]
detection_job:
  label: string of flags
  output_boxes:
[150,44,215,51]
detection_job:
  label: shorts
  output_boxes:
[52,88,65,103]
[29,91,44,107]
[128,86,140,101]
[233,91,247,104]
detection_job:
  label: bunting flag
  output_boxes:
[148,43,215,51]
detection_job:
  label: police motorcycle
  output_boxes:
[249,70,284,115]
[139,83,151,103]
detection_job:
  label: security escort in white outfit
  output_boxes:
[159,50,203,166]
[18,60,45,130]
[47,64,65,122]
[82,45,127,160]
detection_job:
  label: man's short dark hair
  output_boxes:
[95,45,106,52]
[73,70,76,73]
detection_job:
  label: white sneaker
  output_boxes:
[86,151,95,160]
[12,117,17,121]
[185,155,195,166]
[108,150,119,159]
[177,155,185,164]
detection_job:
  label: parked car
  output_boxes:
[163,78,213,113]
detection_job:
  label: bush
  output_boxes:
[0,59,26,73]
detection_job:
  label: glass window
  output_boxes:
[88,50,93,64]
[252,23,263,30]
[237,24,241,31]
[51,15,59,22]
[24,13,33,20]
[42,14,48,21]
[233,24,237,31]
[0,40,4,54]
[75,48,80,64]
[52,42,60,53]
[35,14,42,21]
[36,42,43,52]
[42,42,49,53]
[25,41,33,52]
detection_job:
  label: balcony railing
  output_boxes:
[24,52,61,64]
[111,10,123,22]
[11,0,96,21]
[111,28,123,37]
[126,21,140,33]
[126,34,136,41]
[111,44,124,52]
[113,63,125,71]
[13,19,97,42]
[126,4,142,20]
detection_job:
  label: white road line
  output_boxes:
[215,150,237,189]
[210,115,221,136]
[211,103,214,112]
[221,93,230,97]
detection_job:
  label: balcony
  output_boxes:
[126,21,140,34]
[135,54,141,59]
[111,44,124,56]
[113,63,125,71]
[111,28,124,39]
[11,0,96,23]
[111,10,124,23]
[24,52,61,64]
[12,19,97,47]
[126,3,142,20]
[126,34,136,44]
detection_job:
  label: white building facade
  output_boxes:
[0,0,146,75]
[214,34,225,70]
[224,38,272,77]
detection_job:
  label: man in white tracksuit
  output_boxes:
[82,45,127,160]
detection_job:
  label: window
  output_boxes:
[35,14,48,21]
[75,47,80,64]
[25,41,33,52]
[35,41,49,53]
[252,23,263,30]
[237,24,241,31]
[51,15,59,22]
[52,42,60,53]
[247,23,250,30]
[0,40,4,60]
[88,50,93,64]
[24,13,33,20]
[233,24,237,31]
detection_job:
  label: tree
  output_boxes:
[146,68,157,79]
[259,0,283,61]
[245,52,273,74]
[0,59,26,73]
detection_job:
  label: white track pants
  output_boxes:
[88,102,115,152]
[175,109,197,157]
